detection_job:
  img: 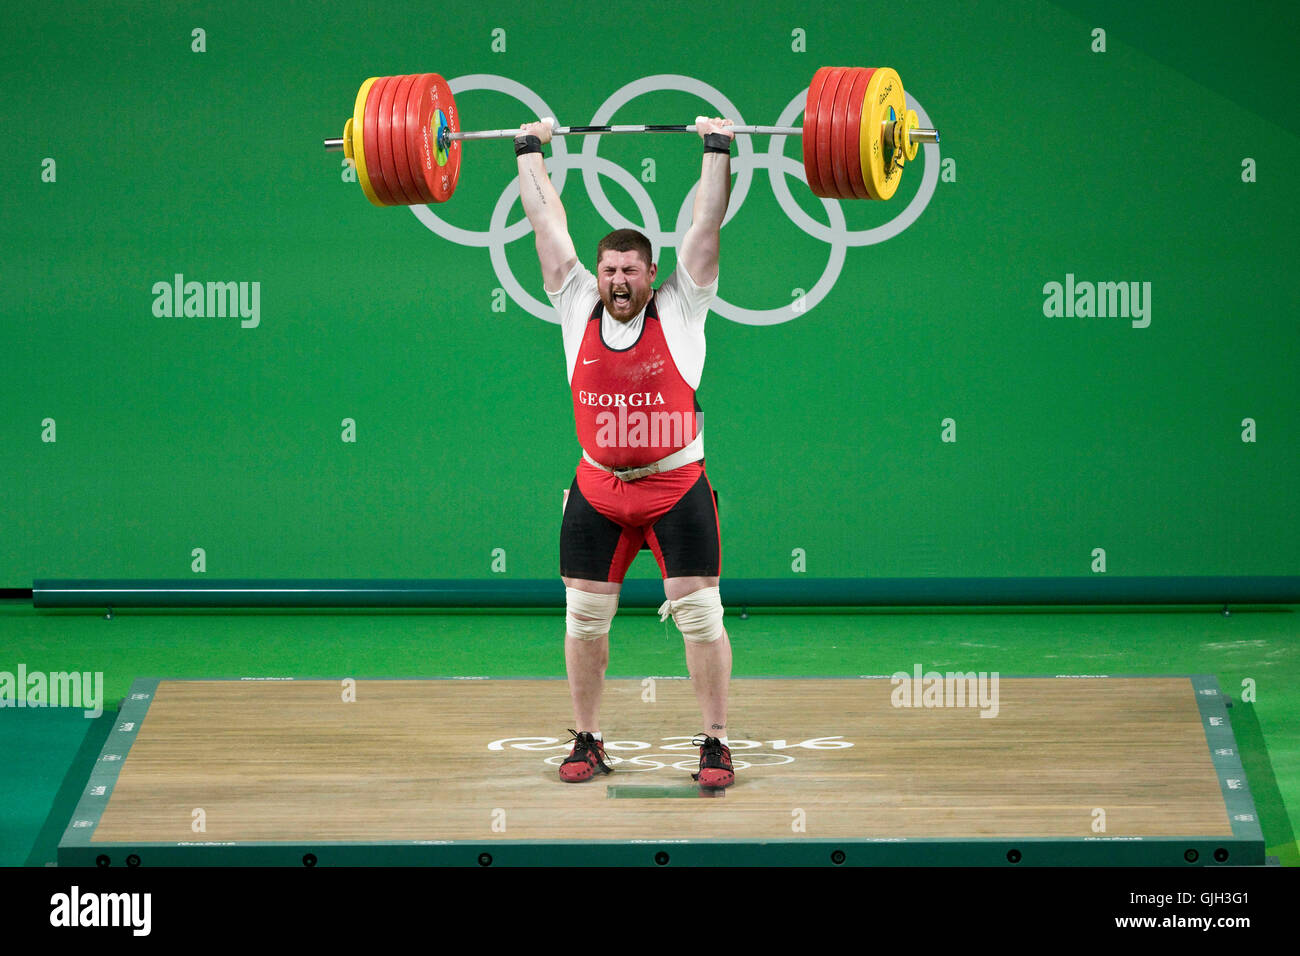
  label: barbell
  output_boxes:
[322,67,938,206]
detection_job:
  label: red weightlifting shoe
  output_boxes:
[691,734,735,789]
[559,730,613,782]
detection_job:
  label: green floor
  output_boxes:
[1,600,1296,866]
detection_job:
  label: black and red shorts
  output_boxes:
[560,459,721,583]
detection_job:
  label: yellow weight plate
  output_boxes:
[351,77,386,207]
[858,67,907,200]
[343,117,354,162]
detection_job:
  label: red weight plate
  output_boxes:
[829,67,862,199]
[845,67,876,199]
[363,75,398,206]
[802,67,835,197]
[815,67,848,198]
[390,73,431,204]
[415,73,461,203]
[382,74,411,206]
[411,74,437,201]
[378,73,419,205]
[402,73,436,204]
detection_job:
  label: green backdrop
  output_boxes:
[3,0,1297,586]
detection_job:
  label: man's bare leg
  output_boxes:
[665,575,730,737]
[562,576,621,733]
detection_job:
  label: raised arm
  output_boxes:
[677,116,734,287]
[515,119,578,292]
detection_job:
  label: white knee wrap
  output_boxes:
[658,586,725,644]
[566,587,619,640]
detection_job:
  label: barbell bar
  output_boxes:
[323,122,938,146]
[323,67,938,206]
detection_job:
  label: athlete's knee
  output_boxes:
[566,587,619,640]
[658,586,724,644]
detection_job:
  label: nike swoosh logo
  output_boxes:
[582,358,600,365]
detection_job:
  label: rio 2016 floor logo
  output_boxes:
[411,74,939,326]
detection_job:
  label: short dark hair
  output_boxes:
[596,229,653,269]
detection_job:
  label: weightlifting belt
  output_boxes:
[583,431,704,482]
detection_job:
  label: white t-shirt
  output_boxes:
[546,260,718,387]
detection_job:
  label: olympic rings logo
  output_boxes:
[487,734,853,773]
[411,74,939,326]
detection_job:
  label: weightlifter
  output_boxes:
[514,117,736,788]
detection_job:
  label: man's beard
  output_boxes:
[602,287,648,321]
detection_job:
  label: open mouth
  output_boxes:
[611,290,631,307]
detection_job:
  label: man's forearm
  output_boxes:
[678,122,733,286]
[518,153,565,231]
[691,152,731,231]
[516,145,577,288]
